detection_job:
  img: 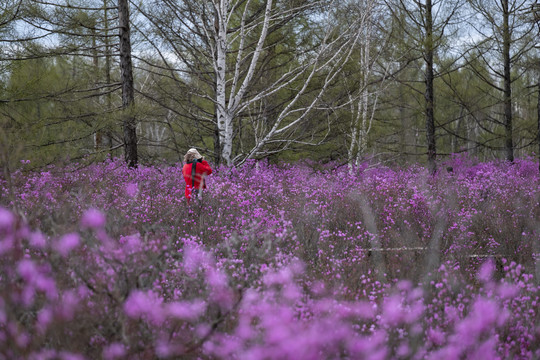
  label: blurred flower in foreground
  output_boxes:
[80,208,106,229]
[54,233,80,257]
[0,207,14,230]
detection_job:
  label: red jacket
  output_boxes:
[182,159,212,201]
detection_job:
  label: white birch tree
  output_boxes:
[136,0,364,165]
[340,0,390,168]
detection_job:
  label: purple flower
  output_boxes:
[57,291,79,320]
[477,260,494,283]
[102,343,126,360]
[183,245,212,274]
[29,231,47,249]
[80,208,106,229]
[28,349,58,360]
[0,234,14,255]
[427,328,445,346]
[125,182,138,197]
[55,233,80,257]
[36,307,53,334]
[58,352,85,360]
[124,290,164,324]
[167,300,206,320]
[122,234,141,252]
[0,207,14,230]
[35,276,58,300]
[380,295,406,326]
[155,338,182,358]
[496,283,519,299]
[17,259,39,283]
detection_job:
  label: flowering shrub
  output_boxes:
[0,158,539,359]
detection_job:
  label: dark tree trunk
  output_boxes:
[537,67,540,172]
[424,0,436,174]
[119,0,137,167]
[214,121,222,167]
[536,5,540,172]
[502,0,513,162]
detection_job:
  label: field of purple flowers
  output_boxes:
[1,156,539,359]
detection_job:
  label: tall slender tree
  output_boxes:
[532,3,540,170]
[118,0,137,167]
[337,0,391,168]
[385,0,463,173]
[467,0,537,162]
[424,0,436,172]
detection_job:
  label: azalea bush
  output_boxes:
[0,157,539,359]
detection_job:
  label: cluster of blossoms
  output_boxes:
[0,156,539,359]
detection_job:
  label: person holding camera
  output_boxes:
[182,148,213,203]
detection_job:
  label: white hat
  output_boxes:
[187,148,203,159]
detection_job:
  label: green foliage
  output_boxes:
[1,0,539,168]
[1,53,115,166]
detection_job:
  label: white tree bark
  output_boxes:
[345,0,389,169]
[214,0,231,164]
[213,0,274,165]
[356,32,372,166]
[137,0,369,165]
[238,10,368,164]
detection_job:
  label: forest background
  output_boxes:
[0,0,539,171]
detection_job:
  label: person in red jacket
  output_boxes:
[182,148,213,203]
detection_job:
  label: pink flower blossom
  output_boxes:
[102,343,126,360]
[36,307,53,334]
[55,233,80,257]
[0,207,14,230]
[17,259,39,283]
[58,352,85,360]
[167,300,206,320]
[477,259,495,283]
[124,290,164,324]
[80,208,106,229]
[125,182,138,197]
[29,231,47,249]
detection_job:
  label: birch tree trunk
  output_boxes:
[214,1,232,165]
[345,0,387,169]
[355,39,372,166]
[215,0,274,165]
[352,56,371,166]
[347,100,359,167]
[104,0,114,153]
